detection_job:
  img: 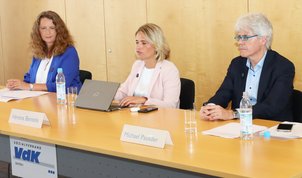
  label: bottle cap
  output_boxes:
[263,130,271,139]
[243,91,249,98]
[57,68,63,73]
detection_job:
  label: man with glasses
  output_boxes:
[200,13,295,121]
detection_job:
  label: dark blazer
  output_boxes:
[208,50,295,121]
[24,46,82,92]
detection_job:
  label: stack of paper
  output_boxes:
[202,123,267,139]
[267,121,302,139]
[0,88,48,102]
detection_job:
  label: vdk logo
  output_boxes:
[14,147,41,163]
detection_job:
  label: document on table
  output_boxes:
[202,123,267,139]
[0,88,48,102]
[267,121,302,139]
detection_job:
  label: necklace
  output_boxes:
[44,59,51,71]
[43,56,53,71]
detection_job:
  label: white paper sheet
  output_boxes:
[0,88,48,102]
[267,121,302,139]
[202,123,267,139]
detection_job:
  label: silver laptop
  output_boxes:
[75,80,121,111]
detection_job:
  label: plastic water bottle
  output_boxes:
[56,68,66,104]
[239,92,253,140]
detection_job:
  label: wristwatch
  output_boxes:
[29,84,34,91]
[233,110,240,119]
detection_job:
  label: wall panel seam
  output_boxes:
[0,14,4,83]
[146,0,149,23]
[103,0,109,81]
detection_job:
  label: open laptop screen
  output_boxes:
[75,80,120,111]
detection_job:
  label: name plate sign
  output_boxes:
[9,108,50,128]
[10,137,58,178]
[120,124,173,148]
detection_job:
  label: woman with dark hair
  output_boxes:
[6,10,82,92]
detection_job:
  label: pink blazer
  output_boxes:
[114,60,180,108]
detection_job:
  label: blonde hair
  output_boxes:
[30,11,74,58]
[135,23,170,61]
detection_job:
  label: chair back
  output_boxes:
[79,70,92,84]
[293,89,302,123]
[180,78,195,109]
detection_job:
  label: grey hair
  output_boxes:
[235,13,273,49]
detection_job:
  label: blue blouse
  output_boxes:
[24,46,82,92]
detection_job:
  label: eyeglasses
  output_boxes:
[234,35,258,41]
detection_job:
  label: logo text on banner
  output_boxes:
[120,124,173,148]
[10,137,58,178]
[9,108,50,128]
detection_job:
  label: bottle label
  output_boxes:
[240,109,253,137]
[56,83,66,104]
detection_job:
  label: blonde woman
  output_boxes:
[115,23,180,108]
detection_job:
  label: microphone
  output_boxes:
[136,73,139,78]
[241,73,244,78]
